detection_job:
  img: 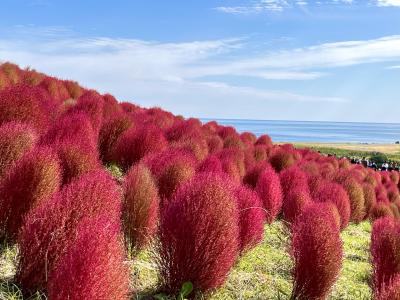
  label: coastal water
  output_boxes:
[201,119,400,144]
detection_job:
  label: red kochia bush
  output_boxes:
[0,147,61,241]
[55,141,102,185]
[197,155,223,174]
[38,76,70,104]
[255,134,273,148]
[280,167,312,224]
[370,203,395,222]
[291,203,343,300]
[67,90,104,134]
[0,122,38,178]
[113,125,168,171]
[16,170,122,293]
[144,149,196,200]
[374,274,400,300]
[47,216,130,300]
[157,173,239,295]
[40,112,97,152]
[371,217,400,297]
[98,112,133,163]
[269,146,298,172]
[123,163,159,253]
[255,164,283,223]
[312,180,351,230]
[0,85,52,132]
[235,185,265,252]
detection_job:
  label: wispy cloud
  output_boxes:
[376,0,400,7]
[387,65,400,69]
[215,0,400,14]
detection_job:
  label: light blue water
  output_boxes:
[201,119,400,144]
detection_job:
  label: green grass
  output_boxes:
[294,144,400,164]
[0,221,372,300]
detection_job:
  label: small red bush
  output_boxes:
[235,185,265,252]
[0,85,53,132]
[255,164,283,223]
[363,182,378,217]
[40,112,97,152]
[0,122,38,178]
[374,274,400,300]
[67,90,104,134]
[269,146,298,172]
[123,163,159,253]
[197,155,223,174]
[371,217,400,297]
[157,173,239,295]
[64,80,83,99]
[0,147,61,241]
[99,112,133,163]
[255,134,273,148]
[335,176,366,223]
[144,149,196,200]
[113,125,168,171]
[280,167,312,224]
[38,76,70,104]
[291,203,343,300]
[312,180,351,230]
[16,170,122,293]
[47,215,130,300]
[370,203,395,222]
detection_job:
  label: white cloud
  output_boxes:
[376,0,400,6]
[388,65,400,69]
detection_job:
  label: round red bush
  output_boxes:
[0,147,61,242]
[291,203,343,300]
[16,170,122,293]
[113,125,168,171]
[123,163,159,253]
[157,173,239,295]
[0,122,38,179]
[47,215,130,300]
[255,164,283,223]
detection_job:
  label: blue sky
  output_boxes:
[1,0,400,122]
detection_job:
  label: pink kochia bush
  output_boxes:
[280,167,312,224]
[235,185,265,252]
[123,163,159,253]
[0,147,61,241]
[47,215,130,300]
[291,203,343,300]
[374,274,400,300]
[255,164,283,223]
[371,217,400,297]
[16,170,122,293]
[312,180,351,230]
[0,122,38,178]
[113,125,168,171]
[0,85,53,132]
[144,149,196,200]
[157,173,239,295]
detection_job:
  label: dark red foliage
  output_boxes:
[240,132,257,146]
[0,147,61,241]
[0,122,38,178]
[38,76,70,104]
[255,164,283,223]
[55,141,102,185]
[371,217,400,297]
[64,80,83,99]
[40,112,97,152]
[370,203,395,222]
[375,274,400,300]
[291,203,343,300]
[0,84,53,132]
[217,148,246,182]
[235,185,265,252]
[363,182,378,217]
[67,90,104,134]
[269,146,298,172]
[280,167,312,224]
[113,125,168,171]
[123,163,159,253]
[47,215,130,300]
[312,179,351,230]
[16,170,122,293]
[255,134,273,148]
[157,173,239,295]
[197,155,223,174]
[253,144,269,162]
[143,149,196,200]
[243,162,268,188]
[102,93,122,120]
[206,135,224,154]
[99,112,133,163]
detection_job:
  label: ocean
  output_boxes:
[200,119,400,144]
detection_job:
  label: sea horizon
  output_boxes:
[200,118,400,144]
